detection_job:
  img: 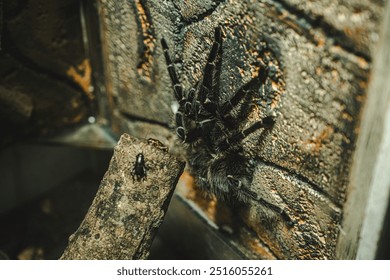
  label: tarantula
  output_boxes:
[161,27,292,225]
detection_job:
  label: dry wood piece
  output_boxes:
[60,134,185,260]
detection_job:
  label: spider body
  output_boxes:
[161,27,293,225]
[132,153,147,181]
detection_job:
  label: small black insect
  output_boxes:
[132,153,147,181]
[161,27,293,225]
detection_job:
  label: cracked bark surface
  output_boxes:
[97,0,385,259]
[60,134,185,260]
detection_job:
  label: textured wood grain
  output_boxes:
[97,0,385,259]
[274,0,383,57]
[60,134,185,259]
[338,1,390,259]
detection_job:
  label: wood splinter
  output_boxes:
[60,133,185,260]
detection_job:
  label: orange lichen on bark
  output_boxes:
[67,59,94,100]
[305,125,334,154]
[135,0,155,82]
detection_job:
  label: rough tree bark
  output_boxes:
[94,0,387,259]
[60,134,185,259]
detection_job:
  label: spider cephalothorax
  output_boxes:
[161,27,292,225]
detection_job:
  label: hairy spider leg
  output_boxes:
[198,26,223,115]
[255,196,294,227]
[227,174,293,226]
[161,38,184,103]
[176,109,204,143]
[215,115,275,153]
[227,175,258,199]
[175,109,186,141]
[220,68,266,117]
[161,37,191,141]
[185,88,196,115]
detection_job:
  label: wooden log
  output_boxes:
[95,0,387,259]
[60,134,185,260]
